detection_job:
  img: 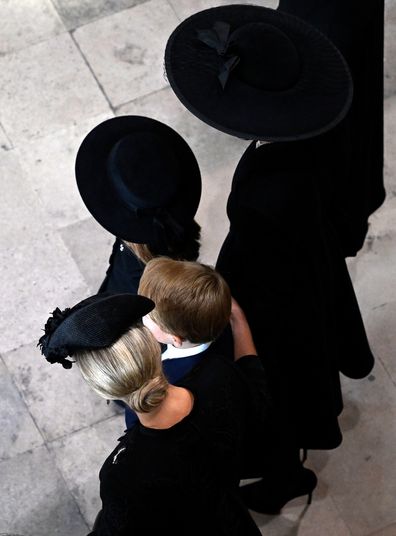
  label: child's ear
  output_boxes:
[172,336,184,348]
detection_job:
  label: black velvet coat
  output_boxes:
[277,0,385,256]
[98,238,145,294]
[216,141,375,450]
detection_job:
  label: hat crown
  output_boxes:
[231,22,301,91]
[106,131,180,210]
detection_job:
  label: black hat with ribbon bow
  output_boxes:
[75,116,201,246]
[38,293,155,369]
[165,5,353,141]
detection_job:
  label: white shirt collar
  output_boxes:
[161,342,211,361]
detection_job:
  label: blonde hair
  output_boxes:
[138,257,231,343]
[75,325,168,413]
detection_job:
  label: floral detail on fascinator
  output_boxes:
[37,307,75,369]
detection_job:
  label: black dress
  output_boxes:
[216,140,374,451]
[277,0,385,257]
[89,355,268,536]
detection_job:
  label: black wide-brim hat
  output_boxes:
[76,116,202,244]
[165,5,353,141]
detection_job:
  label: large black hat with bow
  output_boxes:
[75,116,201,247]
[38,293,155,369]
[165,5,353,141]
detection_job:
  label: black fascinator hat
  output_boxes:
[38,293,155,369]
[165,5,353,141]
[75,116,201,248]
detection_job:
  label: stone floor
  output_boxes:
[0,1,394,535]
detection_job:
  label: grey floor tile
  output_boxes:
[369,523,396,536]
[168,0,279,21]
[309,360,396,535]
[2,342,119,442]
[52,0,149,29]
[384,95,396,196]
[0,0,65,55]
[17,112,113,229]
[0,232,89,354]
[0,360,43,461]
[73,0,179,107]
[0,122,13,151]
[0,446,89,536]
[0,150,50,250]
[0,32,110,145]
[49,415,125,526]
[117,87,249,264]
[363,301,396,387]
[385,12,396,97]
[252,479,351,536]
[60,218,115,293]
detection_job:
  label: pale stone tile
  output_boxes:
[385,25,396,98]
[168,0,279,21]
[369,523,396,536]
[0,32,110,145]
[0,0,65,55]
[308,360,396,535]
[2,342,119,442]
[0,232,89,354]
[117,87,249,264]
[0,446,89,536]
[0,150,50,249]
[0,359,43,461]
[0,122,13,151]
[49,415,125,526]
[346,209,396,313]
[363,301,396,387]
[17,112,113,229]
[73,0,179,107]
[60,217,115,293]
[52,0,150,29]
[252,479,351,536]
[384,95,396,197]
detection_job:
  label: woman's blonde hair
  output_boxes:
[75,325,168,413]
[138,257,231,343]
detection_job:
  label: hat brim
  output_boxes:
[165,5,353,141]
[75,116,202,243]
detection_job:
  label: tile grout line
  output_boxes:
[114,85,171,114]
[166,0,182,22]
[43,442,91,532]
[69,31,116,115]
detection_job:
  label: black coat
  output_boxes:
[216,141,374,450]
[98,238,145,294]
[89,355,266,536]
[277,0,385,256]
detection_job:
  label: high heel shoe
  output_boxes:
[239,467,317,515]
[301,448,308,464]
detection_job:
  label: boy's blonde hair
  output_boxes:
[75,325,167,413]
[138,257,231,343]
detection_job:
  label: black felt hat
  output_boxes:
[165,5,353,141]
[38,293,155,369]
[75,116,202,245]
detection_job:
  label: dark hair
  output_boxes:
[126,219,201,264]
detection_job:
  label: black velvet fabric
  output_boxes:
[277,0,385,255]
[88,355,267,536]
[216,141,374,450]
[98,239,145,295]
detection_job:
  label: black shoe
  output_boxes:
[240,468,318,515]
